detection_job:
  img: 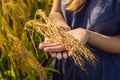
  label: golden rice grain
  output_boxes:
[25,10,97,70]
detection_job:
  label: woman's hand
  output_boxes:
[39,37,69,60]
[40,42,69,60]
[68,28,89,44]
[39,28,89,59]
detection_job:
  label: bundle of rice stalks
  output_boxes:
[24,10,97,70]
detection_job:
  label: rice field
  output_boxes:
[0,0,53,80]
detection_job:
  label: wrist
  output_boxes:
[57,25,71,31]
[73,28,90,44]
[86,30,93,44]
[63,25,71,31]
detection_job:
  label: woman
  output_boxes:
[39,0,120,80]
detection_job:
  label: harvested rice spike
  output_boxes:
[24,10,97,70]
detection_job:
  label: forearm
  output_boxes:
[87,30,120,54]
[49,0,70,30]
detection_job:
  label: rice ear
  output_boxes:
[25,10,97,71]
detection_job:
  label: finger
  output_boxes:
[50,52,57,58]
[44,40,50,43]
[44,45,65,52]
[39,43,43,49]
[63,51,68,59]
[44,37,51,43]
[68,51,72,57]
[39,42,58,49]
[56,52,62,60]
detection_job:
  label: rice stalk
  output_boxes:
[0,18,47,80]
[0,0,56,79]
[8,34,47,80]
[24,10,97,70]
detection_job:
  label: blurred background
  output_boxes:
[0,0,55,80]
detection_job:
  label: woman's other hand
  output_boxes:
[39,36,69,60]
[39,28,89,59]
[68,28,89,44]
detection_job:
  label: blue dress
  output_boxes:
[51,0,120,80]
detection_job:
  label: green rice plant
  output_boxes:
[0,0,54,80]
[0,22,47,80]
